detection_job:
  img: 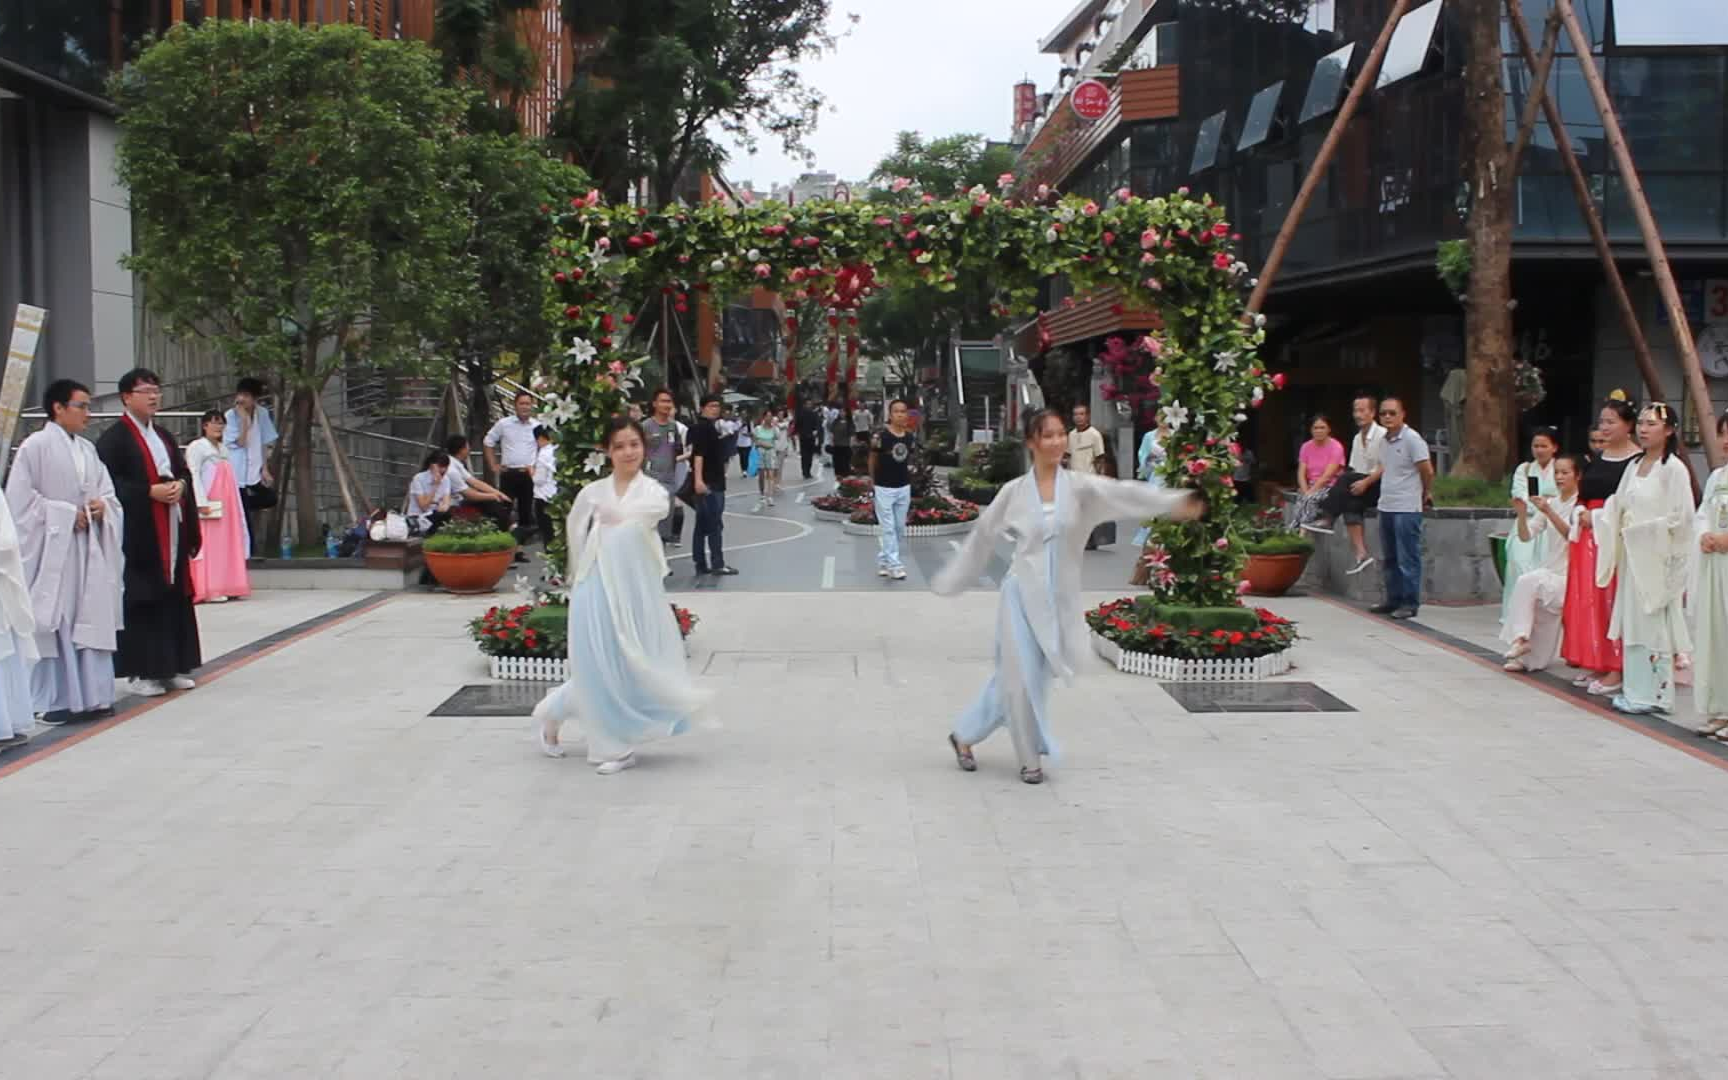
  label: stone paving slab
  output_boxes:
[3,591,1728,1077]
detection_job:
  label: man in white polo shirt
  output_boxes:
[1306,391,1384,576]
[484,391,541,544]
[1368,396,1433,620]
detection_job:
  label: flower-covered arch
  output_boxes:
[539,179,1272,608]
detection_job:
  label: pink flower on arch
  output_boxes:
[1138,336,1163,357]
[1213,252,1232,270]
[754,263,772,278]
[1140,228,1159,250]
[890,177,912,193]
[1187,458,1210,476]
[1082,201,1100,217]
[1214,537,1230,550]
[997,172,1016,190]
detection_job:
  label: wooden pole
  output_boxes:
[1248,0,1412,313]
[1553,0,1723,470]
[1507,9,1561,174]
[1504,0,1666,407]
[311,391,366,523]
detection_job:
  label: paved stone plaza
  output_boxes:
[4,554,1728,1077]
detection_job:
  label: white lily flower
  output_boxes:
[1160,401,1190,433]
[950,211,964,224]
[746,248,761,261]
[583,451,608,475]
[1045,228,1059,243]
[566,338,597,365]
[1212,350,1238,373]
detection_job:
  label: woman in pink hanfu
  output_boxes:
[186,409,252,603]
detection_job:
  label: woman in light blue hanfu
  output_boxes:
[1501,428,1560,625]
[533,416,711,773]
[934,409,1201,784]
[1130,422,1169,548]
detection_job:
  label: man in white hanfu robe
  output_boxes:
[4,379,124,719]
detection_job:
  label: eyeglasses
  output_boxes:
[64,402,91,411]
[126,387,163,397]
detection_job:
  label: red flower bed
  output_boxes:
[813,493,870,514]
[835,475,874,499]
[847,495,979,526]
[1085,600,1297,660]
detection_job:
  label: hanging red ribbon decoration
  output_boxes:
[825,308,841,392]
[845,314,860,403]
[784,312,800,408]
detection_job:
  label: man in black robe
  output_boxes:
[95,368,203,696]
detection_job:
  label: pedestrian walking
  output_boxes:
[736,412,755,475]
[1595,403,1695,716]
[796,399,821,480]
[1563,396,1639,696]
[690,394,736,577]
[94,368,202,698]
[752,410,782,508]
[185,409,252,604]
[532,415,711,772]
[1691,410,1728,738]
[642,388,687,547]
[1367,397,1432,620]
[934,408,1202,784]
[484,391,541,545]
[870,399,916,580]
[4,379,122,720]
[1501,453,1581,674]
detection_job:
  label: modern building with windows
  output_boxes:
[1014,0,1728,482]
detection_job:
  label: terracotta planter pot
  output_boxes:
[424,546,516,594]
[1243,552,1310,597]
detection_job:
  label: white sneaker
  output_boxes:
[129,678,168,697]
[1345,556,1375,575]
[595,754,637,775]
[889,567,907,580]
[168,675,196,691]
[208,596,229,604]
[877,567,890,577]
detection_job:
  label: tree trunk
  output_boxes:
[1456,0,1517,479]
[467,351,494,453]
[290,383,320,548]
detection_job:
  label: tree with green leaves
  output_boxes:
[433,0,542,133]
[866,131,1019,202]
[557,0,838,205]
[112,20,472,543]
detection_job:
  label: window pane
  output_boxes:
[1301,43,1355,123]
[1608,56,1725,173]
[1501,0,1605,54]
[1605,174,1726,241]
[1377,0,1444,89]
[1190,111,1227,174]
[1613,0,1728,46]
[1238,82,1285,150]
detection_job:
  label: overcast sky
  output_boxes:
[719,0,1068,190]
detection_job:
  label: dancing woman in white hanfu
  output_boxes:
[934,409,1202,784]
[1690,411,1728,738]
[1594,403,1696,716]
[533,416,711,773]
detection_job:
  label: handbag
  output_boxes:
[675,471,699,509]
[746,447,760,478]
[198,501,224,520]
[243,483,278,511]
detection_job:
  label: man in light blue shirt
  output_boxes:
[1369,396,1434,620]
[223,377,278,556]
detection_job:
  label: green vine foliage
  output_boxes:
[1436,239,1472,300]
[542,183,1272,607]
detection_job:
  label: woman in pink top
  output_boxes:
[1288,415,1346,527]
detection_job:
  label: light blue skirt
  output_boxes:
[953,542,1059,761]
[1,633,34,741]
[542,525,701,763]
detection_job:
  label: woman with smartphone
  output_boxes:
[1501,428,1560,627]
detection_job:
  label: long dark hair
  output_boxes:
[1637,402,1681,463]
[603,414,646,451]
[199,408,223,437]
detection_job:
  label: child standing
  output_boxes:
[532,425,557,544]
[533,416,710,772]
[933,409,1202,784]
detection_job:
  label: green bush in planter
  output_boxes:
[423,518,516,555]
[1243,533,1315,557]
[984,439,1026,484]
[1130,599,1261,634]
[526,605,567,637]
[947,469,1000,504]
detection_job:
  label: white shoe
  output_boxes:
[208,596,229,604]
[878,567,890,577]
[531,697,566,758]
[595,753,637,775]
[889,567,907,580]
[129,678,168,697]
[1345,556,1374,576]
[168,675,196,691]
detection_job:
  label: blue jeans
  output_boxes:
[1379,511,1424,610]
[693,490,725,572]
[875,484,911,569]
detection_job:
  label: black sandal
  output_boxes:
[948,734,977,772]
[1020,766,1043,785]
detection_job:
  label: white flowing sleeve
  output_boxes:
[563,485,598,583]
[1074,472,1196,530]
[931,481,1017,597]
[185,442,215,507]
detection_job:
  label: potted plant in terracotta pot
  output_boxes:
[422,518,517,594]
[1239,505,1315,598]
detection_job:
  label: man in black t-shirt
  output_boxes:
[795,400,822,479]
[690,393,736,576]
[869,399,917,580]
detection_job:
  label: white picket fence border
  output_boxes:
[841,519,976,538]
[490,639,692,682]
[1089,632,1293,682]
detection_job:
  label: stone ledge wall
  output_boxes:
[1294,508,1513,605]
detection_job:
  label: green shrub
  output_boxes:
[948,469,1001,504]
[1244,533,1315,557]
[526,605,567,637]
[984,439,1026,484]
[1130,600,1261,634]
[424,518,516,554]
[1431,473,1508,508]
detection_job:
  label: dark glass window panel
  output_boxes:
[1513,173,1594,239]
[1612,0,1728,47]
[1238,81,1285,150]
[1502,58,1606,169]
[1608,55,1725,173]
[1377,0,1444,89]
[1605,174,1726,241]
[1500,0,1605,54]
[1190,110,1227,173]
[1301,43,1355,123]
